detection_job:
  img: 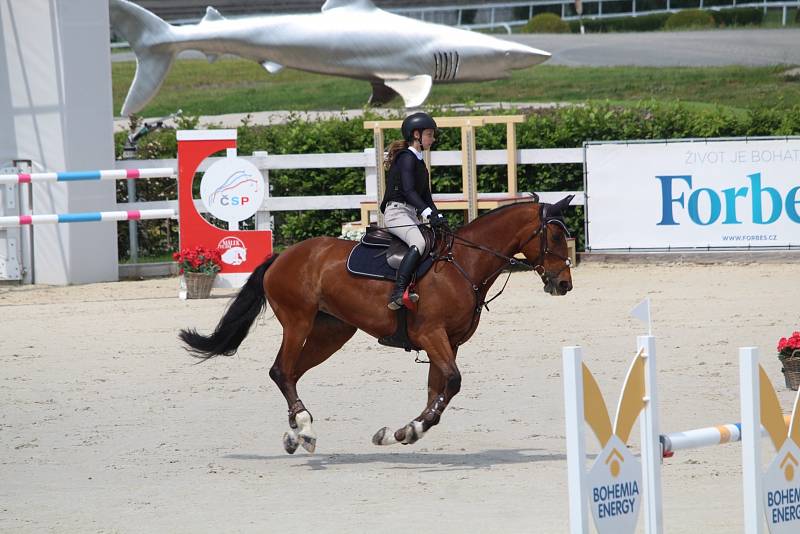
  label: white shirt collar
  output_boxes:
[407,146,424,160]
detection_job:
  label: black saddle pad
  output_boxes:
[346,243,435,281]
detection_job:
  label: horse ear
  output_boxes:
[554,195,574,213]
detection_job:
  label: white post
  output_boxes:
[364,148,377,200]
[226,147,238,231]
[638,335,663,534]
[2,2,118,284]
[563,346,589,534]
[253,151,271,231]
[739,347,764,534]
[16,160,33,284]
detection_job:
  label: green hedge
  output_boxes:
[568,7,764,33]
[523,13,571,33]
[664,9,716,30]
[568,13,672,33]
[115,102,800,257]
[711,7,763,27]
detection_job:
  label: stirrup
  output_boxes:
[387,290,418,310]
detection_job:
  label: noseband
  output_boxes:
[518,205,573,278]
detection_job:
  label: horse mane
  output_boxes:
[462,199,540,228]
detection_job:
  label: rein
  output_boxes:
[430,205,572,346]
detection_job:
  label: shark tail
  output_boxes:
[110,0,178,116]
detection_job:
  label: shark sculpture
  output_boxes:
[110,0,551,116]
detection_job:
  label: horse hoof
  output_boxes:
[299,434,316,454]
[293,410,317,454]
[400,421,424,445]
[283,431,299,455]
[372,426,397,446]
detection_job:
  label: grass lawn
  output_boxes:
[111,59,800,118]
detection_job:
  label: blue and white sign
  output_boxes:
[585,138,800,250]
[586,435,642,534]
[763,440,800,533]
[200,156,264,225]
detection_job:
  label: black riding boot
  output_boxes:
[388,245,421,310]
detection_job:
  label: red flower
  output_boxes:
[778,330,800,360]
[173,245,223,275]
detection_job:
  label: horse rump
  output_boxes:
[179,254,279,359]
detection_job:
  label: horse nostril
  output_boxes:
[559,280,572,292]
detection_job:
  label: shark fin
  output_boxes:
[261,61,284,74]
[321,0,376,12]
[369,82,400,106]
[383,75,433,108]
[201,6,225,23]
[109,0,177,116]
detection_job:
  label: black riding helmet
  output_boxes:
[401,112,437,143]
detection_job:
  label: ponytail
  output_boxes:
[384,140,409,171]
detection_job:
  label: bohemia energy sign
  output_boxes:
[585,138,800,250]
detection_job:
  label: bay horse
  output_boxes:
[179,195,574,454]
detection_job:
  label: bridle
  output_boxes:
[430,203,572,346]
[518,205,573,279]
[436,204,572,283]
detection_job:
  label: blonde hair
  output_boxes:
[384,140,409,171]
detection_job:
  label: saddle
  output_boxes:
[346,226,436,281]
[346,226,439,353]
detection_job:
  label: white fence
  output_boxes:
[393,0,800,32]
[110,0,799,45]
[113,147,585,231]
[0,146,584,281]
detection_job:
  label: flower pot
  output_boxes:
[184,272,216,299]
[781,355,800,391]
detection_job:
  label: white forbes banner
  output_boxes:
[585,138,800,250]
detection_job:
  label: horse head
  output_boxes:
[519,195,574,296]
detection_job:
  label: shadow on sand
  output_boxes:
[224,448,566,472]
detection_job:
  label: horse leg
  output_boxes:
[270,312,356,454]
[373,332,461,446]
[426,345,458,405]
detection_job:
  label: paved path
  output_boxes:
[508,29,800,67]
[112,102,561,132]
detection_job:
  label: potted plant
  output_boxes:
[777,331,800,390]
[173,245,222,299]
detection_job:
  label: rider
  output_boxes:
[380,112,448,310]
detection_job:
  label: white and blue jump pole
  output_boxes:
[0,209,176,227]
[0,168,175,184]
[661,415,791,458]
[0,169,177,239]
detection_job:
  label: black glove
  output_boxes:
[429,210,449,230]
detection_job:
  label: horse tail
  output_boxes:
[179,254,279,360]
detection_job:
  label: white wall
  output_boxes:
[0,0,117,284]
